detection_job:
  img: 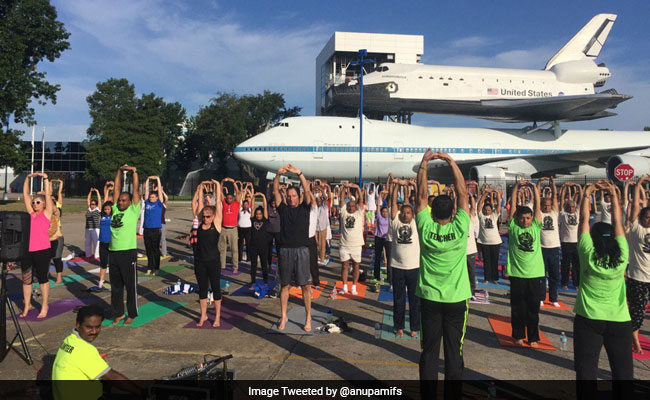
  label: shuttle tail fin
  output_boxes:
[544,13,617,70]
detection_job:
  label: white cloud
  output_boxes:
[450,36,494,49]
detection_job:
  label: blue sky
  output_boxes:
[21,0,650,141]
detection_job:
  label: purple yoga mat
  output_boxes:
[10,298,91,322]
[183,301,258,330]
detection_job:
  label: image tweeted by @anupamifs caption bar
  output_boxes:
[247,384,406,399]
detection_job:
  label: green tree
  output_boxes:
[644,126,649,131]
[185,90,300,177]
[85,78,185,180]
[0,0,70,171]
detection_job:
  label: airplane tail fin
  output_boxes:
[544,13,617,70]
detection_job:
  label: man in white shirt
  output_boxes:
[338,183,366,295]
[538,178,560,307]
[559,200,580,289]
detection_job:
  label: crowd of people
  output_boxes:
[18,154,650,396]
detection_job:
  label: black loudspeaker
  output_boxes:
[0,211,30,262]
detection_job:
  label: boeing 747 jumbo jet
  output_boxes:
[233,116,650,182]
[332,14,631,123]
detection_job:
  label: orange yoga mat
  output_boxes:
[331,281,367,300]
[488,315,557,350]
[289,281,328,299]
[540,293,571,311]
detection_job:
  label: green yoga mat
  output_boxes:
[102,300,186,327]
[138,264,186,278]
[380,310,419,340]
[33,274,93,289]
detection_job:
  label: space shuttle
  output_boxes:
[332,14,631,123]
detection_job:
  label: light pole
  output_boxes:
[350,49,374,187]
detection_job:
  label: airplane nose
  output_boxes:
[233,144,247,162]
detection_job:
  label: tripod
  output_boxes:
[0,262,33,365]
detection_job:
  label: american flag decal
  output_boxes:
[487,88,499,95]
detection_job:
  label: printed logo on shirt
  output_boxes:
[345,216,356,229]
[111,213,124,229]
[567,214,578,226]
[517,232,534,252]
[642,234,650,253]
[484,218,494,229]
[397,225,413,244]
[542,216,554,231]
[59,343,74,354]
[253,221,264,231]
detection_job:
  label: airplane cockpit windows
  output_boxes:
[376,65,390,72]
[273,122,290,128]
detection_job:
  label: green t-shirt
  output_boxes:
[507,218,545,278]
[109,202,140,251]
[416,208,471,303]
[574,233,630,321]
[52,330,110,400]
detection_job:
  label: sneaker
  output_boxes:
[339,285,348,295]
[553,302,561,308]
[351,285,358,295]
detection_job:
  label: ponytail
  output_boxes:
[590,222,622,269]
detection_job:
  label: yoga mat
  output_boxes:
[230,279,276,297]
[33,274,93,289]
[633,334,650,360]
[470,289,490,304]
[183,301,259,330]
[268,306,328,335]
[68,256,96,263]
[48,260,88,273]
[103,300,186,327]
[138,264,186,278]
[10,298,91,322]
[88,267,102,274]
[137,255,171,261]
[221,265,243,276]
[540,293,571,311]
[289,281,328,299]
[380,310,419,340]
[331,281,367,300]
[558,286,578,294]
[477,280,510,290]
[487,315,556,350]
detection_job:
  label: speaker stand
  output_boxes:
[0,263,33,365]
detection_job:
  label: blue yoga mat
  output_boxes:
[377,285,410,303]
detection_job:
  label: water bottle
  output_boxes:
[224,281,230,295]
[331,289,337,299]
[327,309,333,324]
[560,332,567,351]
[487,381,497,398]
[374,322,381,339]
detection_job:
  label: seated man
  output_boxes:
[52,305,141,400]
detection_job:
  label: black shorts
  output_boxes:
[99,242,110,269]
[22,249,51,284]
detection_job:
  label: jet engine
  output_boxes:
[606,155,650,181]
[550,60,610,85]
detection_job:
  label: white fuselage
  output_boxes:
[364,62,607,101]
[233,116,650,180]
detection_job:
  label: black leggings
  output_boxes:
[22,249,51,284]
[574,314,633,399]
[373,236,392,282]
[50,238,64,273]
[480,243,501,281]
[143,228,162,271]
[249,245,269,284]
[267,232,281,264]
[561,242,580,287]
[194,259,222,300]
[627,278,650,332]
[238,227,252,262]
[99,242,110,269]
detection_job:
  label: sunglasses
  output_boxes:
[202,214,214,218]
[31,200,43,205]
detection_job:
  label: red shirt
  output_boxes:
[222,200,240,227]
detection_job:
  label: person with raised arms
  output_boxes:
[559,183,581,290]
[538,177,561,308]
[143,176,165,275]
[574,181,632,399]
[416,150,470,400]
[477,189,502,284]
[507,180,544,347]
[219,177,240,273]
[108,165,140,325]
[21,172,54,318]
[273,164,313,331]
[338,183,366,295]
[249,193,271,288]
[85,188,102,259]
[626,175,650,355]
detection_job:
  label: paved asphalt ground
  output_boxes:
[1,199,649,387]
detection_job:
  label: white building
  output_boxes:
[315,32,424,116]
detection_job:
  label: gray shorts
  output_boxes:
[278,247,310,287]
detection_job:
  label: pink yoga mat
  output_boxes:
[10,298,91,322]
[633,334,650,360]
[183,301,258,330]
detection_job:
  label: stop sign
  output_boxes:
[614,163,634,181]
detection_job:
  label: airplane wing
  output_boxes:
[477,92,631,123]
[415,145,650,176]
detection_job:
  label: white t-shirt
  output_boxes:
[472,214,479,239]
[477,212,502,245]
[340,207,365,247]
[540,211,560,248]
[390,216,419,269]
[559,211,579,243]
[238,209,252,228]
[467,216,478,255]
[308,204,318,238]
[626,219,650,283]
[367,191,377,212]
[600,200,612,224]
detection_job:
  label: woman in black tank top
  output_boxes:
[193,180,224,327]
